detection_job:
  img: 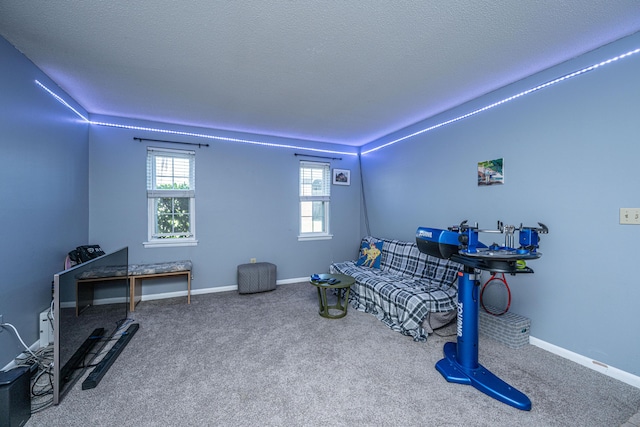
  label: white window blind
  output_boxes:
[299,161,330,199]
[147,147,195,196]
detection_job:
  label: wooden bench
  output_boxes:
[75,260,192,314]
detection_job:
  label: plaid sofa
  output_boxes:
[330,236,462,341]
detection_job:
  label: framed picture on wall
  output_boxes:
[478,158,504,186]
[332,169,350,186]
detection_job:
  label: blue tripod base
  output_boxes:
[436,341,531,411]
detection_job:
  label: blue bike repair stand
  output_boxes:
[435,265,531,411]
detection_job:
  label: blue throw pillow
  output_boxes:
[356,240,383,269]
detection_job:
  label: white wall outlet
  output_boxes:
[250,258,257,263]
[39,310,53,347]
[620,208,640,224]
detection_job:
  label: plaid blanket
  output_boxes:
[330,237,462,341]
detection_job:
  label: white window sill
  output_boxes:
[298,234,333,241]
[143,239,198,248]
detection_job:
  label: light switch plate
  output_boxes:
[620,208,640,224]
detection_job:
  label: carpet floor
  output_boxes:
[27,282,640,426]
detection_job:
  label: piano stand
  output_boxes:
[435,267,531,411]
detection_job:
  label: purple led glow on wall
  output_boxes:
[34,80,358,157]
[361,47,640,155]
[36,45,640,156]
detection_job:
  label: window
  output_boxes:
[299,161,331,240]
[145,147,197,247]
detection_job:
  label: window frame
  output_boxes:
[298,160,332,241]
[144,147,198,248]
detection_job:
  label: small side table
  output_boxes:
[309,273,355,319]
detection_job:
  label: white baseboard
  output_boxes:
[142,277,308,301]
[276,277,308,285]
[61,278,309,306]
[529,336,640,389]
[142,289,191,301]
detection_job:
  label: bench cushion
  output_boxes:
[76,260,192,280]
[129,260,192,276]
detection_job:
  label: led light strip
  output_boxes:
[34,80,358,157]
[360,47,640,155]
[35,45,640,157]
[88,120,358,156]
[35,80,90,122]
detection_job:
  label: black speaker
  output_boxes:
[0,366,31,427]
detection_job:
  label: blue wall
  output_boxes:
[87,118,362,294]
[360,32,640,376]
[0,37,90,365]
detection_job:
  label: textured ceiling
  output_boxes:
[1,1,640,146]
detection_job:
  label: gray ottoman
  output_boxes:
[237,262,277,294]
